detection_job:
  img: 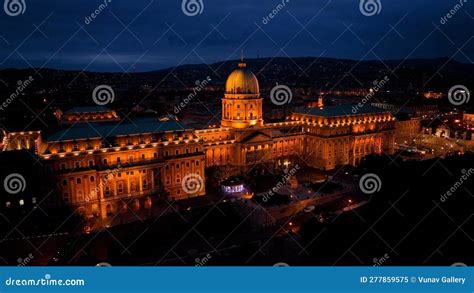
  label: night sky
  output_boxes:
[0,0,472,72]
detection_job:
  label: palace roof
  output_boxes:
[47,117,189,142]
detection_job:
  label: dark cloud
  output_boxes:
[0,0,472,71]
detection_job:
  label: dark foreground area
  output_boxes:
[1,154,473,266]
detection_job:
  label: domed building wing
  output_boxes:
[221,62,264,129]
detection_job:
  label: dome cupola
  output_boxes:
[225,62,260,95]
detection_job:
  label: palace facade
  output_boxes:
[1,62,396,219]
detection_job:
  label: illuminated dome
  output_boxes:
[225,63,260,95]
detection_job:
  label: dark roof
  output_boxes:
[46,117,190,142]
[293,104,389,117]
[64,106,112,114]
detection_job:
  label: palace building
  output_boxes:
[1,61,396,219]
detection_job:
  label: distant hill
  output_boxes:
[0,57,473,95]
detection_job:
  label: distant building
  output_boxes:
[463,113,474,127]
[423,91,443,99]
[59,106,120,125]
[371,102,438,119]
[1,130,41,152]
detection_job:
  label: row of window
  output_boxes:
[164,160,200,172]
[57,135,166,152]
[164,147,200,156]
[62,170,151,187]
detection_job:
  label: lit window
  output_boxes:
[5,202,11,208]
[19,199,24,206]
[32,197,37,204]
